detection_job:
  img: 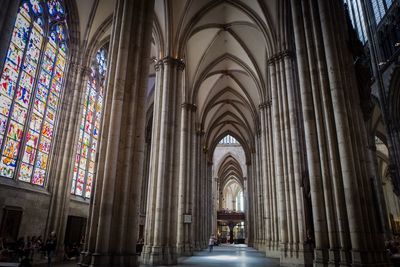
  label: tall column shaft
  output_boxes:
[291,1,330,264]
[86,0,154,266]
[142,57,184,265]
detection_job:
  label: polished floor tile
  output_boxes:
[34,244,280,267]
[148,244,280,267]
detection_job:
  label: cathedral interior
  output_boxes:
[0,0,400,266]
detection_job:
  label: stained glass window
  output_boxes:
[344,0,368,43]
[371,0,394,25]
[219,135,239,144]
[0,0,68,186]
[71,47,107,198]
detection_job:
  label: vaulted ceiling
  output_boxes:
[72,0,283,163]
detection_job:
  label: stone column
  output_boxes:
[176,102,196,256]
[141,56,184,265]
[189,117,198,250]
[269,58,290,255]
[291,1,330,264]
[259,103,271,251]
[83,0,154,266]
[194,131,204,250]
[254,133,262,249]
[0,0,20,71]
[266,102,279,252]
[291,0,390,265]
[246,161,254,247]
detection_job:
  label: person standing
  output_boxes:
[208,234,216,252]
[45,231,57,267]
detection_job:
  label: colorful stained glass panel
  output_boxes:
[0,96,12,117]
[3,138,20,159]
[42,56,54,74]
[39,136,51,153]
[11,103,28,122]
[30,113,42,132]
[0,115,7,135]
[26,129,40,149]
[7,43,24,68]
[15,86,31,108]
[2,61,19,83]
[0,156,17,178]
[35,151,48,169]
[7,120,24,141]
[12,14,30,48]
[25,42,41,67]
[18,162,34,182]
[34,99,45,115]
[22,145,36,165]
[39,70,51,87]
[47,92,58,109]
[19,71,34,89]
[45,107,55,124]
[41,121,53,139]
[32,168,45,186]
[36,83,49,102]
[0,76,16,98]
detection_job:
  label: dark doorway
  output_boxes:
[0,206,23,242]
[64,216,86,246]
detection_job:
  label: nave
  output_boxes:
[35,245,280,267]
[0,0,400,266]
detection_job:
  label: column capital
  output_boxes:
[258,101,272,110]
[258,103,267,110]
[267,49,294,64]
[181,102,197,112]
[160,56,185,70]
[154,60,163,72]
[280,49,295,59]
[196,130,205,136]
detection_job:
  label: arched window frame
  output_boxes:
[0,0,69,187]
[70,45,108,199]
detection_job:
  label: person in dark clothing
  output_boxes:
[45,231,57,267]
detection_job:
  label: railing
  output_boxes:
[217,210,245,221]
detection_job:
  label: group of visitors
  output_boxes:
[0,232,57,266]
[386,235,400,255]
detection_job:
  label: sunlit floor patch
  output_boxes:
[174,244,280,267]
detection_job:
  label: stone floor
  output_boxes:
[34,244,280,267]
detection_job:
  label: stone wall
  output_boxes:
[0,184,51,239]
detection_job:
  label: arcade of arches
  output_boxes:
[0,0,400,266]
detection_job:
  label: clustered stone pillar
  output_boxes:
[78,0,154,266]
[266,49,311,265]
[246,161,254,247]
[291,0,389,265]
[176,102,196,255]
[141,56,184,265]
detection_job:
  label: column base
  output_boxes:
[89,252,138,267]
[350,249,391,267]
[177,242,193,256]
[313,247,329,266]
[193,241,202,251]
[141,245,177,265]
[279,243,313,267]
[78,251,91,267]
